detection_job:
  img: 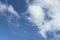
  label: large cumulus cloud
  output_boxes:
[25,0,60,40]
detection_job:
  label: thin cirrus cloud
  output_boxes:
[25,0,60,39]
[0,2,20,20]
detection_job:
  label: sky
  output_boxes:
[0,0,60,40]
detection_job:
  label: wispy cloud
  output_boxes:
[0,2,20,22]
[8,5,20,18]
[25,0,60,39]
[0,3,7,13]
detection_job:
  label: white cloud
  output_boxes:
[0,2,20,20]
[8,5,20,18]
[0,3,7,13]
[25,0,60,39]
[27,5,44,26]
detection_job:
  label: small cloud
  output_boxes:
[24,31,27,33]
[0,2,20,22]
[16,23,20,27]
[8,5,20,18]
[0,3,7,13]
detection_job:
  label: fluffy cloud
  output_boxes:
[0,2,20,21]
[28,5,44,26]
[25,0,60,39]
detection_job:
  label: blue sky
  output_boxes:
[0,0,44,40]
[0,0,60,40]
